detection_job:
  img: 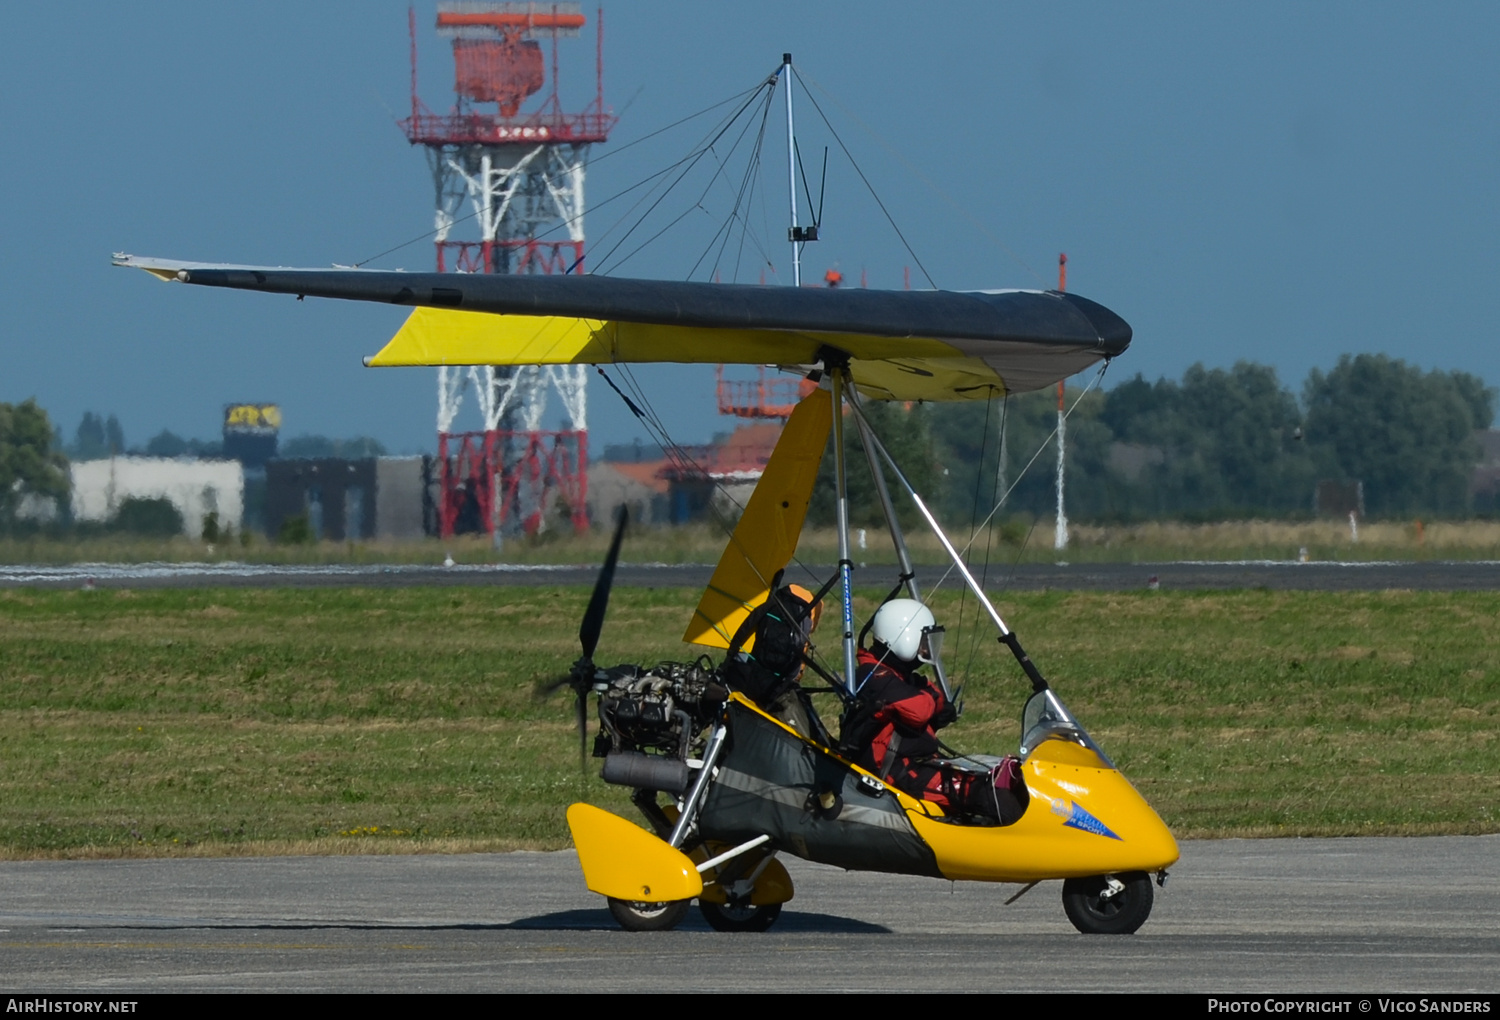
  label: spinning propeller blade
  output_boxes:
[532,672,590,776]
[535,673,574,697]
[579,507,628,663]
[547,506,627,776]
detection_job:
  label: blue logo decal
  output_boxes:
[1061,801,1122,840]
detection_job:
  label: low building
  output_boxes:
[657,422,783,524]
[14,490,60,524]
[375,457,428,539]
[70,458,244,538]
[265,456,427,541]
[587,460,671,526]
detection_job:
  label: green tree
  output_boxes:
[807,401,941,530]
[918,358,1494,526]
[0,400,70,525]
[70,411,125,460]
[144,430,224,458]
[144,430,189,457]
[929,387,1113,524]
[1304,354,1494,516]
[1112,364,1314,517]
[111,496,184,537]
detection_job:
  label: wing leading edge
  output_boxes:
[114,255,1131,400]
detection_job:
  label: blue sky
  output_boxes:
[2,2,1496,454]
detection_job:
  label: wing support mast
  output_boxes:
[781,53,807,287]
[829,367,858,693]
[779,54,1000,701]
[783,53,859,689]
[844,381,954,701]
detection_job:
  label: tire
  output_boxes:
[1061,872,1154,935]
[607,897,690,932]
[699,899,783,933]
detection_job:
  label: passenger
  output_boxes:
[841,599,1027,824]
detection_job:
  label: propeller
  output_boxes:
[580,505,628,665]
[539,506,629,774]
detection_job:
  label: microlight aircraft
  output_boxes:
[114,250,1179,934]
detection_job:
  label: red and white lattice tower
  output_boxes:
[402,3,614,537]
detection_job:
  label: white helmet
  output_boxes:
[869,599,936,662]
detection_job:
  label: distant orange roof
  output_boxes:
[717,423,782,470]
[609,459,671,494]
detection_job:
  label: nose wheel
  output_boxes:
[1061,872,1153,934]
[607,897,690,932]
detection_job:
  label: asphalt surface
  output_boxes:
[1,836,1496,992]
[3,559,1499,591]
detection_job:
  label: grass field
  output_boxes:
[5,517,1500,567]
[0,585,1496,859]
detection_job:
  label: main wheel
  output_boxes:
[1061,872,1153,935]
[607,897,690,932]
[699,899,783,933]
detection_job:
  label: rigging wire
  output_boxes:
[955,391,998,683]
[836,368,1105,703]
[795,69,1047,289]
[967,393,1009,654]
[352,82,770,269]
[696,91,778,282]
[613,82,776,280]
[790,66,938,290]
[924,361,1112,602]
[590,80,776,276]
[596,364,839,644]
[574,84,778,270]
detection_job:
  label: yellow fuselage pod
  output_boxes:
[566,803,703,903]
[902,740,1179,883]
[723,693,1177,885]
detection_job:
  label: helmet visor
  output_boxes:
[917,625,945,665]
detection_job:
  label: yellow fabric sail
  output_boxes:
[367,307,1018,402]
[682,388,833,649]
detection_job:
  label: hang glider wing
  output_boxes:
[112,255,1131,400]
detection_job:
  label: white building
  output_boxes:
[70,458,244,539]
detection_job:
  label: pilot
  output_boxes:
[842,599,1026,824]
[762,583,825,740]
[723,583,827,741]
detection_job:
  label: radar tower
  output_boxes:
[402,3,614,537]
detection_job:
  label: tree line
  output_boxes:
[5,352,1497,532]
[63,413,388,461]
[0,403,390,532]
[819,354,1496,526]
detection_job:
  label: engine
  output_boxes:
[592,661,726,794]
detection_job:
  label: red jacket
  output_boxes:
[852,648,949,776]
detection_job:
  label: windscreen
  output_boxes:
[1019,688,1115,768]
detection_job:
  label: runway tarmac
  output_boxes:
[1,836,1496,992]
[3,559,1499,591]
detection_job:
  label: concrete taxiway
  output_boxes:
[1,836,1496,992]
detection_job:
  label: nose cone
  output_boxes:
[910,744,1179,884]
[1023,750,1179,877]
